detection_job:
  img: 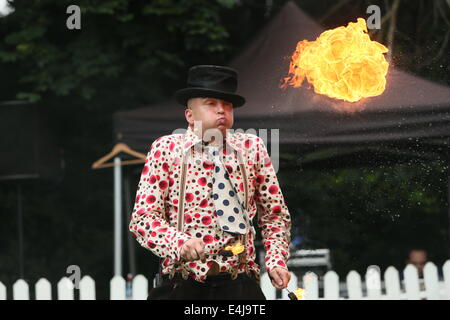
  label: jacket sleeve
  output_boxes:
[254,137,292,272]
[129,136,192,261]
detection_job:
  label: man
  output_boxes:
[405,248,428,279]
[129,65,292,299]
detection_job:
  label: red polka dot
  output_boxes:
[198,177,207,186]
[142,166,149,175]
[268,185,278,194]
[154,150,161,158]
[147,240,156,249]
[146,195,156,204]
[162,162,169,172]
[244,139,252,148]
[201,216,212,225]
[163,258,170,267]
[137,208,146,216]
[185,193,194,202]
[203,235,214,244]
[151,221,161,228]
[272,205,281,214]
[159,180,168,190]
[199,199,208,208]
[149,175,157,184]
[137,229,145,237]
[203,160,214,170]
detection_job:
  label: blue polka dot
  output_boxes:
[223,199,229,206]
[228,216,235,222]
[224,172,229,179]
[239,223,246,229]
[218,183,225,189]
[233,207,239,213]
[229,191,235,197]
[215,166,220,173]
[223,225,229,230]
[216,209,224,216]
[213,194,219,200]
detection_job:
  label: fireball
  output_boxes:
[281,18,389,102]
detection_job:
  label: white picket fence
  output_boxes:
[1,261,449,300]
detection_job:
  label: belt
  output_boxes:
[162,271,254,284]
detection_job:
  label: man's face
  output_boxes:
[407,250,428,277]
[185,97,234,138]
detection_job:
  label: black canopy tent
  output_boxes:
[113,1,450,169]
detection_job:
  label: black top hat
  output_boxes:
[174,65,246,108]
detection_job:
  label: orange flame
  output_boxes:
[293,288,305,300]
[224,242,245,255]
[280,18,389,102]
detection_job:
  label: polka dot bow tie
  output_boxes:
[204,145,249,236]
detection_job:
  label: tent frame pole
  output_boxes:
[114,157,122,277]
[124,173,136,277]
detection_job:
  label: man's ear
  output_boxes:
[185,107,193,125]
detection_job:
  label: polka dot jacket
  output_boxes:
[129,126,292,283]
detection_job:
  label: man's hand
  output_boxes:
[269,267,291,290]
[180,238,206,262]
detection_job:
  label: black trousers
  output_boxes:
[147,272,266,300]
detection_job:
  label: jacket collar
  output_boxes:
[182,125,241,154]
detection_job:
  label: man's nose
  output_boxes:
[216,102,225,113]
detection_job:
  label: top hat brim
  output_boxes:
[174,88,246,108]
